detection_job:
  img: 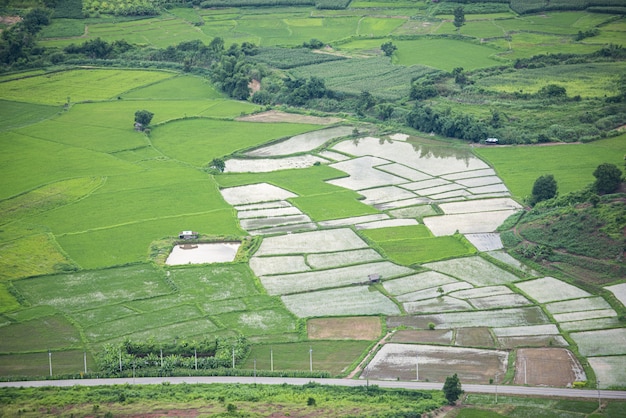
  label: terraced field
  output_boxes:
[0,63,624,389]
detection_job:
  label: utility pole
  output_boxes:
[194,348,198,371]
[309,346,313,372]
[523,358,527,385]
[48,350,52,377]
[598,380,601,410]
[416,351,419,381]
[84,351,87,375]
[270,347,274,372]
[495,372,500,404]
[232,346,235,369]
[119,349,122,373]
[254,358,257,386]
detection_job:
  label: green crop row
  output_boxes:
[291,57,437,99]
[359,226,476,265]
[249,47,346,69]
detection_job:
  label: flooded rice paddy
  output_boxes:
[165,242,241,265]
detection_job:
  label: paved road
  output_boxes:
[1,376,625,400]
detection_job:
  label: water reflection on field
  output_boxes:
[165,242,241,265]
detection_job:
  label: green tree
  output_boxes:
[453,7,465,31]
[23,8,51,34]
[209,158,226,173]
[593,163,622,194]
[380,41,397,57]
[443,373,463,404]
[134,110,154,129]
[539,84,567,98]
[531,174,557,205]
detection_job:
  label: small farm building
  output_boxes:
[486,137,499,145]
[179,231,199,239]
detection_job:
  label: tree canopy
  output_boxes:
[381,41,397,57]
[531,174,558,205]
[443,373,463,405]
[593,163,623,194]
[134,110,154,129]
[453,7,465,30]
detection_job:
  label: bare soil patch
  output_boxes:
[307,316,382,340]
[236,110,342,125]
[514,348,586,387]
[366,343,507,384]
[455,327,495,348]
[0,16,21,26]
[389,329,452,345]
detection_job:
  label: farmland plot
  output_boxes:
[442,169,497,181]
[588,356,626,389]
[514,348,586,387]
[364,343,508,383]
[359,186,418,205]
[225,155,328,173]
[377,163,432,182]
[404,296,473,314]
[515,277,591,304]
[486,251,540,276]
[570,328,626,356]
[423,210,520,236]
[605,283,626,307]
[307,317,382,340]
[254,228,369,256]
[396,282,473,303]
[560,317,622,332]
[468,294,532,309]
[332,137,489,177]
[240,214,312,231]
[282,286,400,317]
[455,327,495,348]
[245,126,354,156]
[249,255,310,276]
[546,297,613,315]
[383,271,460,296]
[423,256,521,286]
[552,309,617,323]
[220,183,297,206]
[387,306,550,329]
[306,248,383,269]
[437,198,521,215]
[328,156,408,190]
[389,205,438,219]
[318,213,389,227]
[464,233,503,251]
[260,261,413,295]
[355,219,418,229]
[390,329,453,345]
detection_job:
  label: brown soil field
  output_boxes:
[236,110,343,125]
[514,348,586,387]
[307,317,381,340]
[390,329,453,345]
[455,327,495,348]
[367,344,507,384]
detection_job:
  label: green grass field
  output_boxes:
[0,100,61,131]
[475,135,626,199]
[359,226,476,265]
[474,62,624,98]
[244,340,372,375]
[216,165,382,221]
[150,119,320,166]
[0,69,174,105]
[1,3,626,387]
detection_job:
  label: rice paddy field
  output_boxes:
[1,2,625,396]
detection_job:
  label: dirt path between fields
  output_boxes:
[346,330,395,379]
